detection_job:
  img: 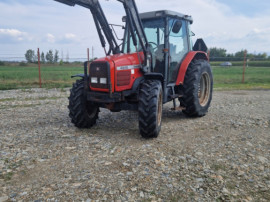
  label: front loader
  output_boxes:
[53,0,213,138]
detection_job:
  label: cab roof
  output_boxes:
[139,10,193,24]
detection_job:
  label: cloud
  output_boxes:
[58,33,79,44]
[65,33,76,40]
[0,28,32,43]
[0,0,270,58]
[0,29,24,38]
[46,33,56,43]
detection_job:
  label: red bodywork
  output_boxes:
[175,51,208,85]
[91,51,207,93]
[91,52,144,93]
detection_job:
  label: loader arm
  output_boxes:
[54,0,121,55]
[117,0,151,70]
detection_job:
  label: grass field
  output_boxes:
[212,66,270,90]
[0,64,270,90]
[0,64,82,90]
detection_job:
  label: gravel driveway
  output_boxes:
[0,88,269,201]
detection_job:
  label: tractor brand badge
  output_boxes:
[96,67,100,71]
[117,65,141,71]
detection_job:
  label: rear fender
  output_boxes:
[175,51,208,85]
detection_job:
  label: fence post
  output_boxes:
[38,48,42,88]
[242,50,247,84]
[87,48,90,62]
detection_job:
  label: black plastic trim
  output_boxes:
[71,74,85,78]
[193,38,208,53]
[87,91,122,103]
[144,73,164,82]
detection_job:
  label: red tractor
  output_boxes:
[54,0,213,138]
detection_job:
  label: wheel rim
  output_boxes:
[198,72,211,107]
[157,92,162,126]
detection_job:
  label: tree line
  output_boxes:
[24,48,269,63]
[25,49,59,64]
[209,48,270,61]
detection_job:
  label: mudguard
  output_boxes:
[175,51,208,85]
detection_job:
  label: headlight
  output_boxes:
[91,77,98,83]
[100,78,107,84]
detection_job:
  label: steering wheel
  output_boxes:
[148,42,158,51]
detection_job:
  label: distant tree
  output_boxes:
[235,50,247,60]
[46,50,54,63]
[247,53,255,60]
[0,61,5,66]
[25,49,36,63]
[207,47,270,61]
[54,50,59,63]
[41,52,46,63]
[257,53,267,59]
[226,53,234,60]
[209,47,227,61]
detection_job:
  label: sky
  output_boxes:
[0,0,270,60]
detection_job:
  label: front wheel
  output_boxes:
[179,59,213,117]
[68,79,99,128]
[138,80,163,138]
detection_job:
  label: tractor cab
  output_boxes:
[122,10,194,83]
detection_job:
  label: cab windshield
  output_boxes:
[123,18,166,73]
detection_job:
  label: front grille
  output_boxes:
[90,61,110,89]
[117,71,131,86]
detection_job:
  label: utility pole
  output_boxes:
[242,50,247,84]
[92,46,94,60]
[207,50,210,62]
[37,48,42,88]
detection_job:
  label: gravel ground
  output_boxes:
[0,88,269,201]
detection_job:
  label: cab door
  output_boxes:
[168,19,189,83]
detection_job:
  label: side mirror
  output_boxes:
[172,21,182,34]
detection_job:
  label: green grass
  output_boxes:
[212,66,270,90]
[0,64,270,90]
[0,64,82,90]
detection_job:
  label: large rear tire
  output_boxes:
[179,59,213,117]
[138,80,163,138]
[68,79,99,128]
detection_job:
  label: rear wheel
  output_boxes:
[179,59,213,117]
[68,79,99,128]
[138,80,163,138]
